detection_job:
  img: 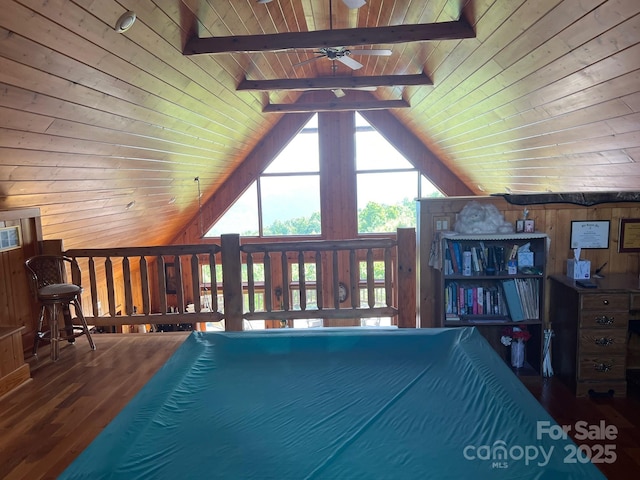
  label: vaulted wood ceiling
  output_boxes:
[1,0,639,249]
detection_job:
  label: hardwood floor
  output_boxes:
[0,332,189,480]
[0,333,639,479]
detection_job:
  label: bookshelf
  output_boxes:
[434,232,547,375]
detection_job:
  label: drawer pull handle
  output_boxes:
[594,363,612,372]
[595,315,614,325]
[594,337,613,346]
[602,299,609,305]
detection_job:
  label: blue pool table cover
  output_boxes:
[60,327,606,479]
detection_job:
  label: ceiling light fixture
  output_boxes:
[257,0,273,4]
[115,11,136,33]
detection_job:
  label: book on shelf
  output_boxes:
[500,278,540,322]
[445,283,508,319]
[501,278,525,321]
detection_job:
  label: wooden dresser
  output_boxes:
[549,274,640,397]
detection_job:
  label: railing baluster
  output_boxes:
[298,251,306,311]
[209,253,218,313]
[157,255,167,315]
[264,252,272,312]
[174,255,184,313]
[191,254,200,313]
[367,248,375,308]
[349,249,358,308]
[332,250,339,309]
[247,253,255,313]
[315,251,323,310]
[385,247,392,307]
[105,257,116,317]
[123,256,133,315]
[140,256,150,315]
[281,251,289,311]
[88,257,98,317]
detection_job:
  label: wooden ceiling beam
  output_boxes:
[263,99,409,113]
[238,73,432,91]
[184,18,474,55]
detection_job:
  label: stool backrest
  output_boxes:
[25,255,75,291]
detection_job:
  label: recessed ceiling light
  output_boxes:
[125,201,135,210]
[115,11,136,33]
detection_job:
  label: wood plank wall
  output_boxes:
[0,209,42,349]
[418,196,640,328]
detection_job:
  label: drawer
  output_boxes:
[579,310,629,329]
[576,381,627,397]
[581,293,628,312]
[578,355,626,381]
[579,329,627,354]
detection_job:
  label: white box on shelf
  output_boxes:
[567,259,590,279]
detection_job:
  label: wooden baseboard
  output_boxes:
[0,363,31,399]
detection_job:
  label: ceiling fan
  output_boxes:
[292,46,392,70]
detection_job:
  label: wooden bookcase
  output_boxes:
[432,232,547,375]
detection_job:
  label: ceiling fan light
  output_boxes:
[342,0,366,8]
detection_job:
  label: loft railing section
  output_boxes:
[59,228,416,331]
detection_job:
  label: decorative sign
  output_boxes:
[570,221,610,249]
[619,219,640,252]
[0,226,21,252]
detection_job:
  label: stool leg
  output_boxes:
[33,305,47,356]
[50,304,60,362]
[72,299,95,351]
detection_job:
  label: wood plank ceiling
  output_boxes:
[0,0,639,249]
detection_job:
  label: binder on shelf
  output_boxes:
[501,279,525,321]
[447,240,460,273]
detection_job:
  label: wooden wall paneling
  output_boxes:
[174,112,314,244]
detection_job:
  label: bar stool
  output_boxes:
[25,255,96,361]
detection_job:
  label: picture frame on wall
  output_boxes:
[619,219,640,253]
[0,226,21,252]
[570,220,610,249]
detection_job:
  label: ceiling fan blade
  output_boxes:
[349,49,392,56]
[337,55,363,70]
[342,0,366,8]
[292,55,325,68]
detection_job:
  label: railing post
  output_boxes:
[222,234,243,331]
[396,228,416,328]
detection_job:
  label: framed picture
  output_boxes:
[0,226,21,252]
[619,219,640,252]
[165,263,177,294]
[570,221,610,249]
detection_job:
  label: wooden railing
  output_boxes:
[61,228,416,331]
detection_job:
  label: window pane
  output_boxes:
[356,131,414,170]
[264,116,319,174]
[357,171,418,233]
[421,174,444,198]
[260,175,321,236]
[205,182,259,236]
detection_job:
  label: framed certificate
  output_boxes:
[570,221,610,249]
[619,219,640,252]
